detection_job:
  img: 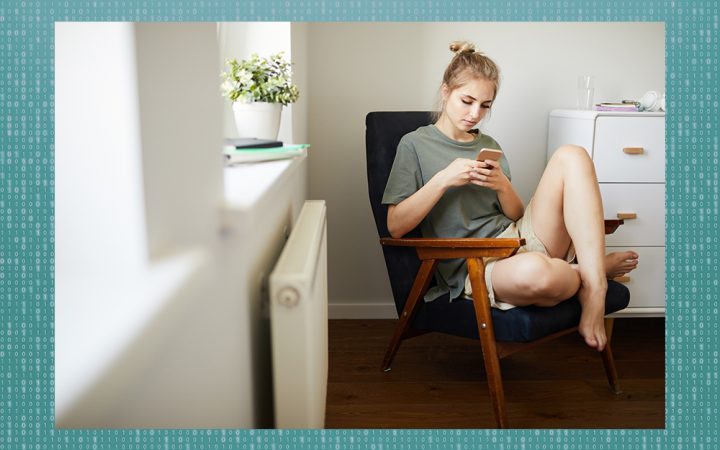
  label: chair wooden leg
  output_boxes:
[601,317,622,394]
[467,258,508,428]
[381,259,438,372]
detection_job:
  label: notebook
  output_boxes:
[223,138,283,149]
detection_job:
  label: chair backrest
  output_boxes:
[365,111,435,314]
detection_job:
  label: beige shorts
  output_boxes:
[463,201,576,310]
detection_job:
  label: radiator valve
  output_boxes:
[277,287,300,308]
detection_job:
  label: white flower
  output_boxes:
[237,69,253,85]
[220,79,234,94]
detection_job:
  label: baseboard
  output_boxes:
[328,302,398,319]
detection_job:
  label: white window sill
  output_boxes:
[223,151,307,211]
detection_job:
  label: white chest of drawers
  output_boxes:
[547,110,666,317]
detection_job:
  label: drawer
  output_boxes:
[607,246,665,309]
[600,183,665,246]
[593,116,665,183]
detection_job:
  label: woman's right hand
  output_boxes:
[435,158,484,190]
[387,158,486,238]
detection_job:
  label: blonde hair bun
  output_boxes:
[432,40,501,122]
[449,41,476,55]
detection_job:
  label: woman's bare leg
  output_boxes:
[530,145,608,350]
[492,251,639,307]
[491,252,581,307]
[489,145,609,350]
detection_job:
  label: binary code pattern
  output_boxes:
[0,1,717,449]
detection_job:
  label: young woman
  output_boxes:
[381,41,638,351]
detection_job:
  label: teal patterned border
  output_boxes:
[1,1,717,449]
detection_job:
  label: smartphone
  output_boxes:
[476,148,503,163]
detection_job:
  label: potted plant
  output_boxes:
[221,52,300,140]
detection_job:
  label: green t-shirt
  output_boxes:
[381,124,514,302]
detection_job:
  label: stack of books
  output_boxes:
[593,102,640,112]
[223,138,310,164]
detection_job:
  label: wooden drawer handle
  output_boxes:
[623,147,645,155]
[614,276,631,283]
[616,212,637,220]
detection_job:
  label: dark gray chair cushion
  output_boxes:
[365,111,630,342]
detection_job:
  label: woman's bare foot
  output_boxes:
[576,281,608,351]
[605,251,639,278]
[558,253,634,351]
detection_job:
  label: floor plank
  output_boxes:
[325,317,664,429]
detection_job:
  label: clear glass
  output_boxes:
[577,75,595,110]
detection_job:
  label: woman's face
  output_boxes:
[441,77,495,133]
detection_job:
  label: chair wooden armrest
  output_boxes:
[382,217,622,256]
[605,219,624,234]
[380,237,525,260]
[380,237,524,248]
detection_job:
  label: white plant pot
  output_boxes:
[232,101,282,140]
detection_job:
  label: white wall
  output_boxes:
[304,22,665,318]
[134,23,224,259]
[290,23,310,145]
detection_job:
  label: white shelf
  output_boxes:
[609,307,666,318]
[549,109,665,119]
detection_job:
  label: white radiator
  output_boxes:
[269,200,328,428]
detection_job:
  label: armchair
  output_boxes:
[365,111,630,428]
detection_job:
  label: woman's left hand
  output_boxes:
[470,160,511,193]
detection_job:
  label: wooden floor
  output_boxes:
[326,317,664,429]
